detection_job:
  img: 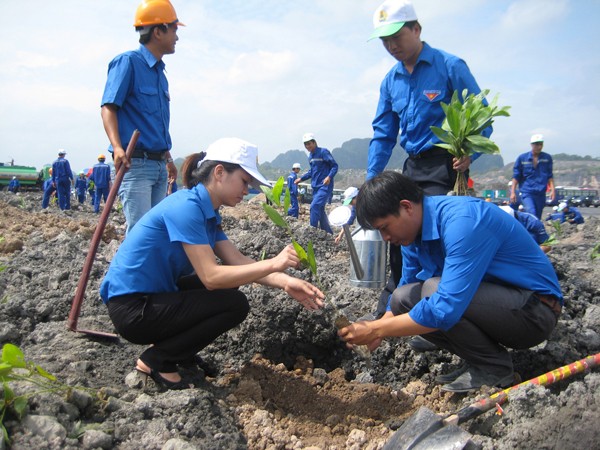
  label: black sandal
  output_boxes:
[135,367,192,391]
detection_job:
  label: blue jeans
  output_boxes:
[119,158,168,233]
[310,186,333,234]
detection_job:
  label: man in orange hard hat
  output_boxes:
[90,154,112,213]
[101,0,183,232]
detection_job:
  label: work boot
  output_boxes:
[441,366,514,393]
[408,336,438,352]
[434,363,469,384]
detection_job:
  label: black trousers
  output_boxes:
[391,278,558,375]
[107,275,249,372]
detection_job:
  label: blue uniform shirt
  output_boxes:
[400,196,562,331]
[52,158,73,183]
[91,162,111,189]
[367,43,491,180]
[563,207,584,224]
[75,178,87,195]
[100,184,227,302]
[299,147,338,189]
[512,151,553,195]
[101,45,171,153]
[287,171,298,195]
[515,211,549,244]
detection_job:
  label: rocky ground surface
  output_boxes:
[0,190,599,450]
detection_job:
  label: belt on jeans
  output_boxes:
[408,147,449,160]
[535,293,562,318]
[130,149,168,161]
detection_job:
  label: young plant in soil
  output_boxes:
[261,178,371,364]
[0,343,100,444]
[430,89,511,195]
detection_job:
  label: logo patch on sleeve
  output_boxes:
[423,90,441,101]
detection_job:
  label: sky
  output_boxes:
[1,0,599,173]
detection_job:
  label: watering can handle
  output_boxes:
[343,224,364,280]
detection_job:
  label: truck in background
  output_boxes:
[0,162,44,191]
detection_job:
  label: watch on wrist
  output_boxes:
[166,157,174,164]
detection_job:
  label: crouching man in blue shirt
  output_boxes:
[338,171,563,393]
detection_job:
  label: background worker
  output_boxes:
[75,172,88,204]
[295,133,338,234]
[91,154,112,214]
[510,134,555,219]
[334,186,359,245]
[101,0,182,232]
[557,202,584,225]
[287,163,302,218]
[100,138,324,390]
[364,0,492,348]
[41,169,56,209]
[8,176,20,193]
[499,205,551,254]
[338,171,562,393]
[51,149,73,210]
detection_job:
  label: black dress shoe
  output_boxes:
[441,366,514,393]
[408,336,439,352]
[434,363,469,384]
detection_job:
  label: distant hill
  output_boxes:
[262,137,504,176]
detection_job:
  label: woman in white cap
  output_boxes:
[334,187,359,244]
[100,138,324,390]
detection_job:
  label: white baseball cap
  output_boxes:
[499,205,515,217]
[58,149,67,155]
[198,138,270,189]
[530,134,544,144]
[292,163,301,169]
[558,202,568,211]
[369,0,418,41]
[343,187,359,205]
[302,132,316,143]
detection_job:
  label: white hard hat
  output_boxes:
[499,205,515,217]
[558,202,568,211]
[530,134,544,144]
[302,132,315,143]
[58,149,67,155]
[292,163,301,169]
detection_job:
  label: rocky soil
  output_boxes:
[0,190,599,450]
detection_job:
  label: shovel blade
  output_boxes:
[383,406,475,450]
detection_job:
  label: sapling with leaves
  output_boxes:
[0,343,99,444]
[430,89,511,195]
[261,177,371,364]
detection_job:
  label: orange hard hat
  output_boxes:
[134,0,185,28]
[98,154,106,160]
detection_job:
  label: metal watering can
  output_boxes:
[328,206,388,289]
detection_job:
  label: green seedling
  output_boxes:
[0,343,97,444]
[430,89,510,195]
[541,234,559,248]
[261,178,371,364]
[591,243,600,260]
[550,220,563,237]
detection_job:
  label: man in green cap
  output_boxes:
[365,0,492,352]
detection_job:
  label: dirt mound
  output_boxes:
[0,191,599,449]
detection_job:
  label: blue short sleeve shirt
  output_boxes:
[101,45,171,152]
[100,184,227,302]
[400,196,562,330]
[367,43,491,179]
